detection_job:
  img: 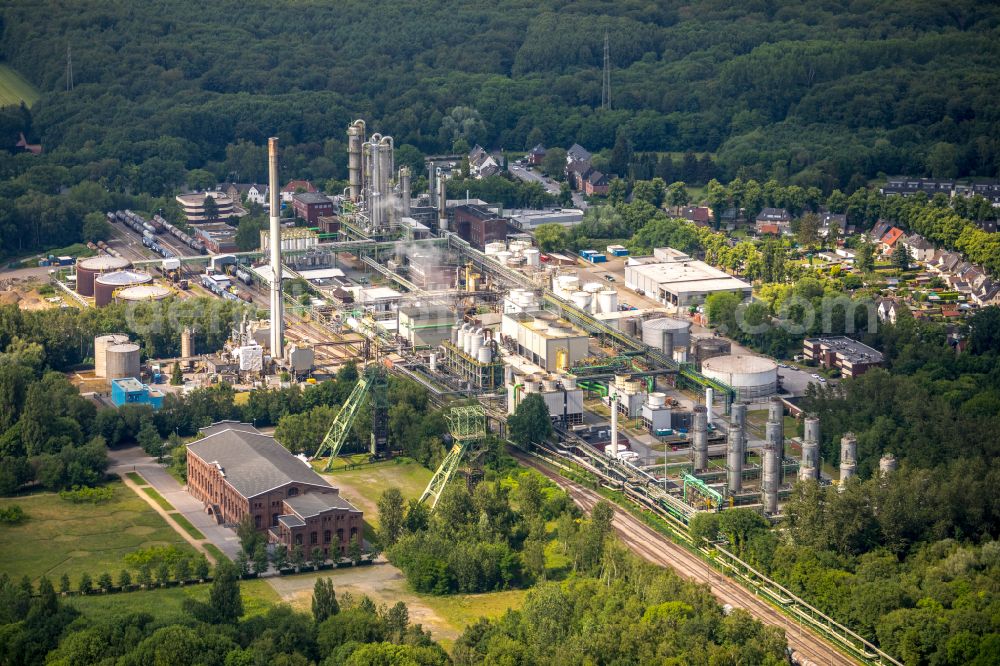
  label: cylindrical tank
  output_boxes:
[115,284,172,303]
[597,289,618,314]
[495,251,512,265]
[642,318,691,355]
[800,416,821,482]
[105,342,141,380]
[647,392,666,409]
[94,334,130,378]
[541,375,558,392]
[705,387,714,425]
[523,248,541,267]
[451,324,460,344]
[506,255,526,268]
[561,374,577,390]
[94,270,153,307]
[570,291,592,311]
[839,433,857,488]
[701,354,779,402]
[762,434,780,514]
[429,352,437,372]
[691,406,708,472]
[477,346,492,363]
[485,242,506,256]
[583,281,603,294]
[768,396,783,425]
[76,256,131,296]
[623,317,639,338]
[673,348,688,363]
[691,336,732,368]
[879,453,898,474]
[555,348,569,372]
[727,402,748,493]
[470,332,484,359]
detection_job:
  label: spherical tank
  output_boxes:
[94,334,130,378]
[701,354,778,401]
[642,317,691,353]
[76,256,131,296]
[105,343,141,380]
[115,284,172,303]
[94,270,153,307]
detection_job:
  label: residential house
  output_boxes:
[291,192,334,224]
[902,234,936,263]
[876,298,904,325]
[583,170,609,196]
[680,206,712,227]
[566,160,593,191]
[468,145,501,178]
[246,184,268,206]
[818,213,847,239]
[930,251,962,275]
[878,226,905,256]
[755,208,791,235]
[566,144,592,165]
[802,337,884,378]
[528,144,546,166]
[222,183,253,203]
[869,220,892,243]
[281,180,318,203]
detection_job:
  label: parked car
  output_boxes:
[811,373,820,379]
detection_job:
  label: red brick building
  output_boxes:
[186,423,363,557]
[291,193,335,225]
[451,204,510,250]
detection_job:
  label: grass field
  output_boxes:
[68,578,279,623]
[0,482,198,583]
[203,543,228,563]
[141,486,174,511]
[169,512,206,540]
[317,459,434,530]
[125,472,148,485]
[0,64,40,107]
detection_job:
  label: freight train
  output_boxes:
[153,214,207,255]
[143,230,175,258]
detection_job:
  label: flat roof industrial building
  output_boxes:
[624,253,752,307]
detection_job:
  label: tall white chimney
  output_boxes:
[268,137,284,359]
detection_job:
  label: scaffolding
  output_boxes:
[419,405,487,508]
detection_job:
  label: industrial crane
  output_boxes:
[313,363,389,470]
[419,405,487,509]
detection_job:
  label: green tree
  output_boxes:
[59,573,70,594]
[856,240,875,272]
[271,544,289,571]
[202,195,219,222]
[118,569,132,589]
[291,544,305,571]
[507,393,551,447]
[207,559,244,624]
[797,212,820,247]
[533,224,568,252]
[666,182,690,208]
[137,420,162,458]
[540,147,567,179]
[253,544,269,574]
[348,535,363,565]
[170,362,183,386]
[97,572,113,593]
[312,577,340,624]
[78,572,92,594]
[892,247,909,271]
[377,487,406,549]
[607,178,627,205]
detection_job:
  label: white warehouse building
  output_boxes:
[500,312,589,372]
[625,252,752,307]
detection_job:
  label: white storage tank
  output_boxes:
[642,317,691,356]
[597,289,618,314]
[105,343,141,380]
[523,248,541,267]
[470,331,484,358]
[583,281,603,294]
[477,346,492,363]
[647,392,666,409]
[701,354,779,402]
[485,241,506,255]
[570,291,592,311]
[495,251,512,265]
[115,284,172,303]
[94,334,130,378]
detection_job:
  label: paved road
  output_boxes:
[509,163,560,195]
[109,446,243,559]
[517,454,856,665]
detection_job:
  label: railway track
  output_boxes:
[515,452,856,666]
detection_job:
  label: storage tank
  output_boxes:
[570,291,592,311]
[583,281,603,294]
[561,374,577,390]
[701,354,779,402]
[94,334,130,378]
[839,433,857,488]
[642,317,691,357]
[623,317,639,338]
[541,375,558,392]
[597,289,618,314]
[470,331,484,358]
[691,336,732,368]
[523,248,541,267]
[495,251,512,265]
[509,240,531,253]
[647,392,666,409]
[105,343,141,380]
[484,241,506,255]
[506,255,526,268]
[477,346,492,363]
[115,284,172,303]
[76,256,131,296]
[94,270,153,307]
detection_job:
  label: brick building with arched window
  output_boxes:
[186,422,363,557]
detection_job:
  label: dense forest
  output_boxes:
[1,0,999,256]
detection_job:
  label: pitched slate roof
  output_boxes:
[285,492,359,517]
[567,144,592,163]
[187,426,333,499]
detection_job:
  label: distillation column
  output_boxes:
[268,138,284,360]
[839,433,857,489]
[438,171,448,231]
[347,120,365,202]
[799,415,821,482]
[762,398,784,514]
[691,405,708,471]
[726,402,747,493]
[399,166,411,219]
[610,392,619,459]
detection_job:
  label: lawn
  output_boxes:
[141,486,174,511]
[317,459,434,530]
[0,482,198,584]
[68,578,279,623]
[170,512,206,540]
[0,64,41,107]
[125,472,148,485]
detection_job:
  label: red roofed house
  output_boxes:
[757,223,781,236]
[282,180,318,203]
[680,206,712,227]
[879,226,905,256]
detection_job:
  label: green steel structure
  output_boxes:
[682,472,724,510]
[314,364,390,470]
[419,405,487,509]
